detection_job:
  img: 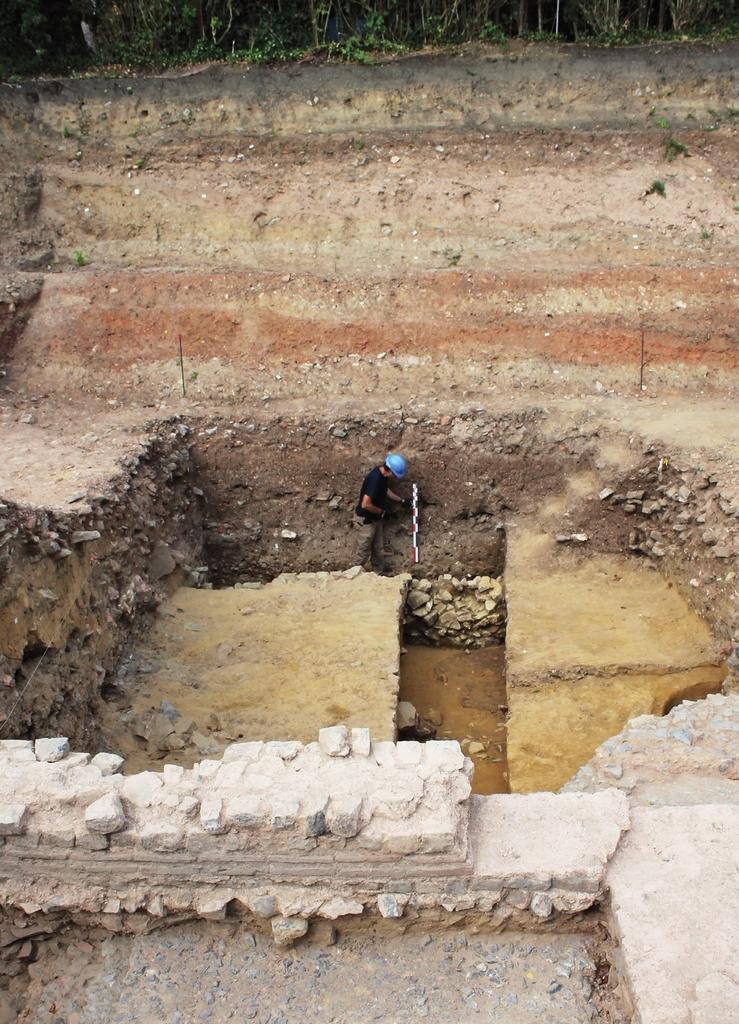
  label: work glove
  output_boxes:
[401,498,412,510]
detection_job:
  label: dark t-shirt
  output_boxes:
[356,466,388,522]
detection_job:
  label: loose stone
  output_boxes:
[271,916,308,947]
[530,893,554,919]
[34,737,70,763]
[85,793,126,835]
[0,804,28,835]
[318,725,350,757]
[378,893,406,918]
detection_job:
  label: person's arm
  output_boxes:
[387,487,411,509]
[361,493,386,516]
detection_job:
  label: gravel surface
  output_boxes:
[19,923,622,1024]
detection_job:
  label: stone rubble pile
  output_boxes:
[598,455,739,649]
[564,692,739,799]
[600,458,738,584]
[404,575,506,647]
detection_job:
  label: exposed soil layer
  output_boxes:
[400,644,508,795]
[506,536,720,679]
[0,430,203,748]
[7,264,738,403]
[514,665,726,794]
[1,44,737,404]
[101,574,405,772]
[191,414,552,582]
[505,529,725,793]
[5,42,738,140]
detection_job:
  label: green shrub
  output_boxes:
[481,22,507,43]
[664,137,689,161]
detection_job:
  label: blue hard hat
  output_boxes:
[385,453,407,479]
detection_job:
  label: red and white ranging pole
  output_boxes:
[411,483,419,564]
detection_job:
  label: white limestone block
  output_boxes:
[227,795,266,828]
[371,775,423,819]
[0,740,36,763]
[350,728,371,757]
[163,764,185,784]
[223,741,264,764]
[179,795,200,818]
[425,740,465,772]
[215,762,246,788]
[122,771,164,807]
[85,793,126,834]
[397,701,418,730]
[0,804,28,835]
[419,827,456,854]
[319,726,350,757]
[193,760,221,780]
[196,895,230,920]
[140,822,185,852]
[264,741,301,761]
[241,771,274,793]
[372,741,397,767]
[91,752,124,775]
[690,973,739,1024]
[64,753,91,768]
[383,832,421,855]
[147,895,166,917]
[271,797,300,830]
[319,897,363,919]
[34,737,70,763]
[326,795,362,837]
[396,741,423,766]
[200,795,227,834]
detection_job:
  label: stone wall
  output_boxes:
[0,730,629,931]
[404,575,506,647]
[0,423,204,746]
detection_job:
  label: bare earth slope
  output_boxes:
[0,42,737,406]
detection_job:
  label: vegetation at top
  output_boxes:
[1,0,738,79]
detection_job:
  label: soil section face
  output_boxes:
[505,528,725,792]
[102,572,406,771]
[400,644,508,795]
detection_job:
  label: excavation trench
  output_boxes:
[0,411,732,1024]
[0,414,726,791]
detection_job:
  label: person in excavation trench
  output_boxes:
[354,452,411,574]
